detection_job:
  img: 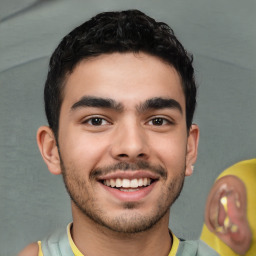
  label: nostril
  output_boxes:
[118,153,145,158]
[118,154,128,157]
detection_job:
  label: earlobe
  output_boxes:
[185,124,199,176]
[37,126,62,175]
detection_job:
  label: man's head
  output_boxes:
[37,10,199,234]
[44,9,196,139]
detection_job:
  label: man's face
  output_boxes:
[57,52,196,233]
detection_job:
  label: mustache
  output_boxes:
[90,161,167,179]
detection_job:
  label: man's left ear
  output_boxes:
[185,124,199,176]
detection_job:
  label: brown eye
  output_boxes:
[90,118,103,126]
[147,117,173,127]
[152,118,165,125]
[83,117,109,126]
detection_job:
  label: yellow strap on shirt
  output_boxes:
[37,241,43,256]
[169,233,180,256]
[67,223,84,256]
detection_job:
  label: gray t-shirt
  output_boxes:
[40,225,219,256]
[176,239,220,256]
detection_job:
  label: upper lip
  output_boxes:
[97,170,160,181]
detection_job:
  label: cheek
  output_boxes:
[60,130,110,170]
[150,132,187,164]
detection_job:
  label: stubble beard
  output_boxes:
[61,158,186,234]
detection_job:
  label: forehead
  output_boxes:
[62,52,185,110]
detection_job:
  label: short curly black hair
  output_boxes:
[44,9,197,138]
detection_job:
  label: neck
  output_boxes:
[71,205,172,256]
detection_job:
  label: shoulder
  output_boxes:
[18,242,39,256]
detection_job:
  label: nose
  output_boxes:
[110,121,150,162]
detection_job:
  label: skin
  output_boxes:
[20,52,199,256]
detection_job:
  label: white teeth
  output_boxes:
[116,178,122,187]
[130,179,138,188]
[103,178,152,189]
[110,179,115,187]
[120,188,140,192]
[122,179,130,188]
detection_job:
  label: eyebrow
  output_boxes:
[71,96,123,112]
[137,97,183,114]
[71,96,182,114]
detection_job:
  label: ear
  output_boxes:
[37,126,62,175]
[205,176,252,255]
[185,124,199,176]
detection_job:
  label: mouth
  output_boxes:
[97,170,160,201]
[101,178,155,192]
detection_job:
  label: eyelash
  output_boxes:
[81,116,174,127]
[147,117,173,126]
[82,116,111,126]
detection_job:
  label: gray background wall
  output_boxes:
[0,0,255,255]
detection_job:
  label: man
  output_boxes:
[200,159,256,256]
[19,9,218,256]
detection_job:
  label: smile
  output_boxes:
[97,170,159,200]
[103,178,153,191]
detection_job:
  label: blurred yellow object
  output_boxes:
[200,159,256,256]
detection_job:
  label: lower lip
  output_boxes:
[99,182,157,202]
